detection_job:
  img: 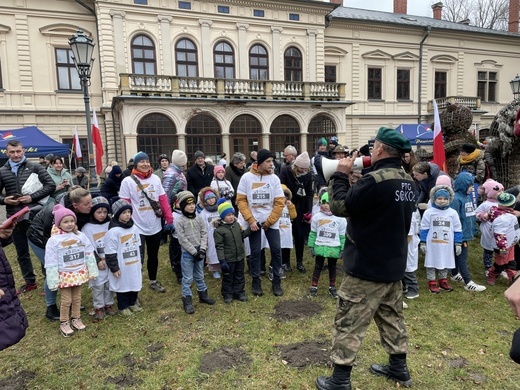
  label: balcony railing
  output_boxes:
[119,74,346,101]
[428,96,481,111]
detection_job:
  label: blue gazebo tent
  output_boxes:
[0,126,70,157]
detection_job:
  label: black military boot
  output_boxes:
[198,289,215,305]
[272,281,284,297]
[316,364,352,390]
[252,277,263,296]
[182,296,195,314]
[369,354,412,387]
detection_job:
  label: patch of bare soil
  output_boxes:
[272,300,323,322]
[104,373,142,388]
[446,357,469,369]
[199,347,251,374]
[0,371,36,390]
[279,339,331,369]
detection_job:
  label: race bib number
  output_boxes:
[318,230,337,240]
[122,246,139,264]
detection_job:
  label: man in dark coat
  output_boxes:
[187,151,214,197]
[0,140,56,294]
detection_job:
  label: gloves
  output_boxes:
[419,242,427,254]
[309,247,315,257]
[195,250,206,262]
[455,244,462,256]
[164,223,175,234]
[302,213,312,223]
[220,260,230,275]
[338,251,344,259]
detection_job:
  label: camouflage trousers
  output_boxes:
[330,274,408,366]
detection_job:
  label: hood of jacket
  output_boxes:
[453,171,474,195]
[429,184,455,208]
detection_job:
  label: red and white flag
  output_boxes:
[73,126,82,159]
[92,108,104,176]
[432,100,446,171]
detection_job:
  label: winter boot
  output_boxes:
[370,354,412,387]
[182,296,195,314]
[45,304,60,321]
[272,281,284,297]
[438,278,453,292]
[316,364,352,390]
[486,266,498,285]
[198,289,215,305]
[428,280,440,293]
[506,268,517,284]
[252,277,263,296]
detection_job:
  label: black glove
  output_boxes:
[220,260,230,275]
[195,249,206,262]
[164,223,175,234]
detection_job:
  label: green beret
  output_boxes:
[375,127,412,153]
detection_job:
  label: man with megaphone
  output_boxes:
[316,127,417,390]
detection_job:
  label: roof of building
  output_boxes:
[330,7,520,38]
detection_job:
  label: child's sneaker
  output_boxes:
[213,271,221,279]
[119,308,133,317]
[405,291,419,299]
[104,305,116,316]
[129,304,143,313]
[149,281,166,293]
[450,273,464,282]
[464,281,486,292]
[94,308,105,320]
[328,286,338,298]
[60,321,74,337]
[309,286,318,297]
[71,317,86,331]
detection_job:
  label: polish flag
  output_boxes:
[92,109,104,176]
[73,126,82,159]
[432,100,446,171]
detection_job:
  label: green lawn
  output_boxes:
[1,240,520,389]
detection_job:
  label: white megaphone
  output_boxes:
[322,156,371,181]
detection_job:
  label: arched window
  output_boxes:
[131,35,156,75]
[249,44,269,80]
[214,41,235,79]
[230,115,262,158]
[137,113,178,165]
[185,114,222,164]
[176,38,198,77]
[307,114,336,153]
[284,47,302,81]
[270,115,300,162]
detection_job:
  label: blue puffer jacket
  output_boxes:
[450,171,477,241]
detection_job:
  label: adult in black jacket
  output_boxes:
[225,153,246,211]
[0,228,28,351]
[316,127,416,390]
[187,151,214,197]
[0,140,56,293]
[279,151,313,272]
[27,187,93,321]
[100,165,123,205]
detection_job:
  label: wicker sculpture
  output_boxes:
[487,98,520,189]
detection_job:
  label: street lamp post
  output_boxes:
[69,29,97,189]
[510,74,520,98]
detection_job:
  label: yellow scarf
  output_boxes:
[459,149,480,164]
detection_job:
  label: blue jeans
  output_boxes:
[249,228,282,282]
[452,242,471,284]
[28,240,57,307]
[181,249,207,297]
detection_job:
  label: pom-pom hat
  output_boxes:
[53,204,76,227]
[498,192,516,208]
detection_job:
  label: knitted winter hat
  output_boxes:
[112,199,132,220]
[133,151,149,166]
[177,191,195,210]
[316,138,327,148]
[433,188,450,200]
[359,144,371,156]
[460,143,477,154]
[481,180,504,199]
[435,175,452,187]
[498,192,516,208]
[217,198,234,220]
[111,165,122,175]
[91,196,110,213]
[158,153,170,164]
[171,150,187,167]
[294,151,311,169]
[257,149,275,165]
[281,184,292,200]
[329,136,339,146]
[214,165,225,176]
[204,190,216,201]
[75,166,87,174]
[194,150,205,160]
[321,192,329,203]
[52,204,76,227]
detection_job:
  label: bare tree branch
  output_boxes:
[434,0,510,30]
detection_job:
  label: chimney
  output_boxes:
[394,0,407,14]
[509,0,519,33]
[330,0,342,4]
[432,2,443,20]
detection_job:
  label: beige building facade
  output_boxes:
[0,0,519,168]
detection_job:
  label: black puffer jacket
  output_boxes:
[279,165,313,217]
[0,159,56,217]
[187,163,214,197]
[0,237,28,351]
